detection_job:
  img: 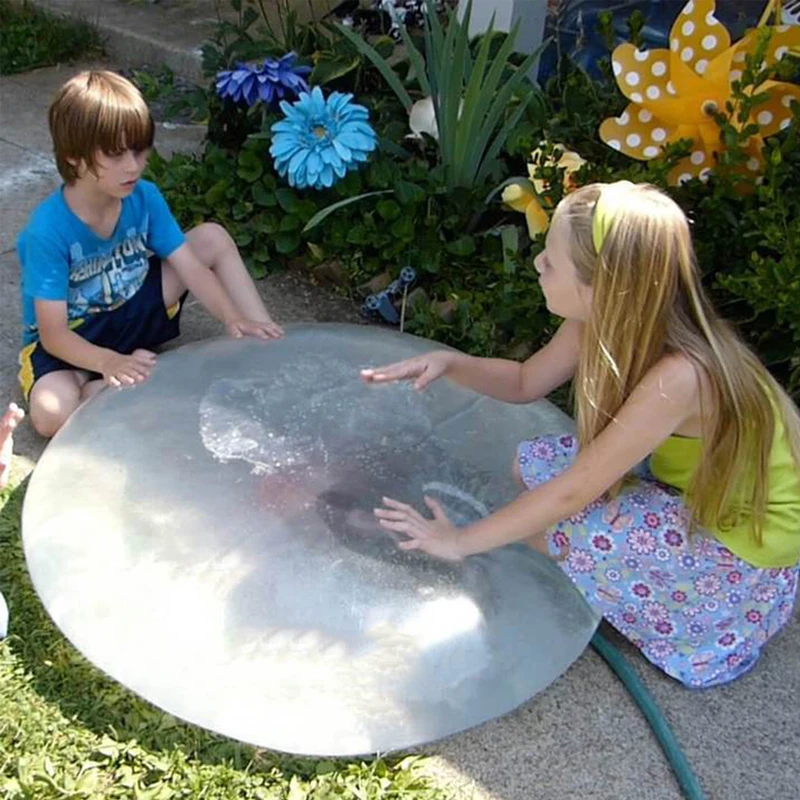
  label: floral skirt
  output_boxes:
[517,434,799,688]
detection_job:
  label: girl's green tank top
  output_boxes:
[649,420,800,568]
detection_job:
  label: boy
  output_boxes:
[17,70,283,438]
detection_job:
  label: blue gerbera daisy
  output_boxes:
[216,53,311,108]
[270,87,378,190]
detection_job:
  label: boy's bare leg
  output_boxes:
[29,369,92,438]
[162,222,274,323]
[0,403,25,489]
[80,379,105,402]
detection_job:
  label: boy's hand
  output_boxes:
[226,317,284,340]
[101,349,157,388]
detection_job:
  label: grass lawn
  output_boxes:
[0,478,452,799]
[0,0,103,75]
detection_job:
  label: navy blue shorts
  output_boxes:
[19,256,186,399]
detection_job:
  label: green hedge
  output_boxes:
[147,7,800,401]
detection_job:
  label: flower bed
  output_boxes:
[148,0,800,400]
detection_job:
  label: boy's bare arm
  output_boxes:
[35,300,154,385]
[36,299,113,371]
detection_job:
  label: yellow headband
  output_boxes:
[591,181,634,254]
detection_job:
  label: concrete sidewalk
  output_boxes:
[26,0,336,82]
[1,3,799,799]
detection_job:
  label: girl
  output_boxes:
[361,181,800,688]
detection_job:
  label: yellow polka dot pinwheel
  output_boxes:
[599,0,800,185]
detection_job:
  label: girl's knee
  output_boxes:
[515,434,575,490]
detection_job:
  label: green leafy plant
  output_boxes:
[522,24,800,400]
[0,0,103,75]
[148,5,799,404]
[147,138,319,278]
[202,0,381,90]
[338,0,548,191]
[193,0,396,151]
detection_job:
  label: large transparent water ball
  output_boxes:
[23,325,598,755]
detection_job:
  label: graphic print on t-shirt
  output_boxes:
[67,225,149,318]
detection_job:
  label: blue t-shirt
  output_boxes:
[17,179,185,345]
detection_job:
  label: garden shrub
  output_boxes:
[147,1,800,401]
[0,0,103,75]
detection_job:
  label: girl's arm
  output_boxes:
[376,353,702,559]
[363,318,582,403]
[450,318,582,402]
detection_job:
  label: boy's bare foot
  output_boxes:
[0,402,25,490]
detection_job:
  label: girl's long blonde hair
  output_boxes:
[558,182,800,542]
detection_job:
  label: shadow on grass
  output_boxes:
[0,476,396,779]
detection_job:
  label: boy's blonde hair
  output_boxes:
[49,70,154,183]
[556,181,800,542]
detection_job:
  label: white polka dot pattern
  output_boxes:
[652,61,667,77]
[668,0,730,77]
[597,0,800,187]
[747,85,800,138]
[609,43,673,108]
[731,24,800,74]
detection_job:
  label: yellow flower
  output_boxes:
[599,0,800,185]
[528,144,587,195]
[501,182,550,236]
[502,144,586,236]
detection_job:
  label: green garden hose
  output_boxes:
[590,631,707,800]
